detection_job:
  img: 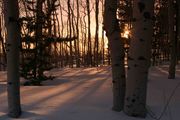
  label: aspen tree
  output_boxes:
[3,0,22,117]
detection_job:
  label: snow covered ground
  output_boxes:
[0,65,180,120]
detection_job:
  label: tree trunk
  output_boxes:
[34,0,43,79]
[0,17,7,70]
[94,0,99,66]
[124,0,154,118]
[168,0,177,79]
[76,0,80,67]
[101,0,105,65]
[178,0,180,62]
[3,0,21,117]
[104,0,126,111]
[67,0,73,68]
[86,0,92,66]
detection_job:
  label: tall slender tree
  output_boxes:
[124,0,154,117]
[168,0,177,79]
[101,0,105,65]
[0,16,6,70]
[94,0,99,66]
[35,0,43,78]
[76,0,80,67]
[86,0,92,66]
[3,0,21,117]
[67,0,73,68]
[178,0,180,61]
[104,0,126,111]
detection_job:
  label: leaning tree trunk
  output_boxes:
[3,0,21,118]
[104,0,126,111]
[124,0,154,118]
[168,0,177,79]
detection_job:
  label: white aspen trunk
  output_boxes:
[168,0,177,79]
[124,0,154,117]
[3,0,21,118]
[104,0,125,111]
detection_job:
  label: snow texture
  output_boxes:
[0,65,180,120]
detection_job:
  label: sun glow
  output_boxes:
[121,24,131,39]
[122,30,130,39]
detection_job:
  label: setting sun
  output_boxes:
[121,24,131,39]
[122,30,130,39]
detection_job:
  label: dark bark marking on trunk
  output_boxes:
[143,12,151,19]
[138,56,147,60]
[132,99,136,103]
[114,64,120,67]
[132,18,137,22]
[121,75,126,78]
[143,28,147,30]
[8,17,18,23]
[8,82,12,85]
[138,2,145,13]
[140,38,145,42]
[128,56,134,60]
[134,64,138,67]
[132,113,138,117]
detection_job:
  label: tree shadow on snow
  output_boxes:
[0,84,6,96]
[0,111,42,120]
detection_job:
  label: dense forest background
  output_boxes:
[0,0,178,83]
[0,0,131,73]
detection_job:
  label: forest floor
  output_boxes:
[0,65,180,120]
